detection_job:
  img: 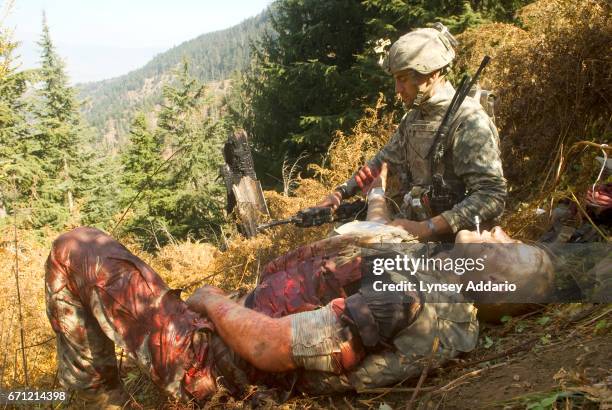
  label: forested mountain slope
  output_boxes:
[77,12,269,147]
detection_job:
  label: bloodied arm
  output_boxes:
[188,285,368,374]
[187,286,296,372]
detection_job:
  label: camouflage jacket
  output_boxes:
[338,82,507,233]
[297,251,479,395]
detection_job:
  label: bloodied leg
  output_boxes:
[45,227,216,401]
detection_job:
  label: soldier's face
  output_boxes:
[394,70,442,106]
[454,227,555,302]
[393,70,419,105]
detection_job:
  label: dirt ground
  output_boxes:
[439,333,611,409]
[292,304,612,410]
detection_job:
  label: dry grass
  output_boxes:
[0,1,609,407]
[310,95,398,190]
[456,0,611,203]
[0,227,57,390]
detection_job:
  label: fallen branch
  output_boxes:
[432,361,509,395]
[407,336,440,410]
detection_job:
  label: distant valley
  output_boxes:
[77,12,269,148]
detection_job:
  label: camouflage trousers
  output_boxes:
[45,227,366,401]
[45,227,216,401]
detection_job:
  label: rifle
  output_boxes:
[257,199,367,232]
[427,55,491,215]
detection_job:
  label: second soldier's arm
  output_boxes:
[440,109,507,233]
[335,114,411,199]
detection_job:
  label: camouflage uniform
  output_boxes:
[45,228,368,401]
[338,81,507,233]
[337,24,506,233]
[45,227,217,401]
[45,227,478,401]
[298,251,479,394]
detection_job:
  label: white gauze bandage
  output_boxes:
[291,304,344,373]
[368,187,385,201]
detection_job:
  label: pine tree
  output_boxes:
[119,62,225,247]
[0,16,43,223]
[152,61,225,243]
[80,145,123,229]
[119,112,162,215]
[32,13,87,227]
[239,0,372,184]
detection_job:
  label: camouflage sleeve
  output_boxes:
[336,114,409,198]
[440,109,507,233]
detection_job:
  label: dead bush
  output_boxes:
[457,0,611,203]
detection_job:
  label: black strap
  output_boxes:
[345,293,380,348]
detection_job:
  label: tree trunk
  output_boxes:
[63,157,74,213]
[222,130,269,237]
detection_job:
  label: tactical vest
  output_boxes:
[398,87,497,221]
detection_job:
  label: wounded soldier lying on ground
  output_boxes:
[44,166,554,407]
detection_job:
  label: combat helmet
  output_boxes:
[383,23,458,75]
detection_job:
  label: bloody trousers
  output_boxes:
[45,227,364,401]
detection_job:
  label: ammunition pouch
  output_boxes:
[401,181,462,221]
[430,174,462,216]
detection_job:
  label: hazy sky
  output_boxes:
[3,0,272,84]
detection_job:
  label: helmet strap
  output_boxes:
[411,91,426,109]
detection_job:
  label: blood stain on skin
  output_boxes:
[252,341,268,357]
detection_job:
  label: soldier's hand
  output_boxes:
[187,285,226,313]
[317,191,342,209]
[355,165,379,194]
[369,162,388,192]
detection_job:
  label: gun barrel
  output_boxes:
[256,218,295,232]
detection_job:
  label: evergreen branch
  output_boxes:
[111,144,189,236]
